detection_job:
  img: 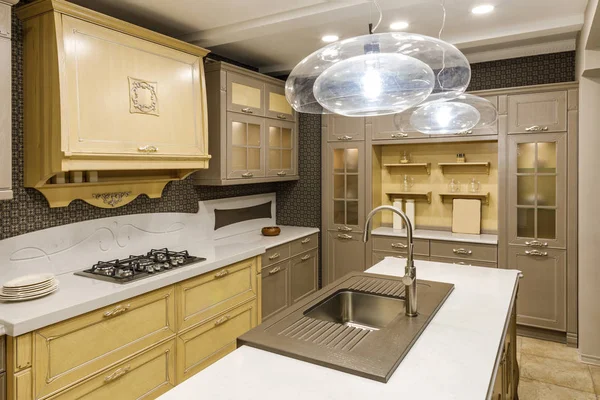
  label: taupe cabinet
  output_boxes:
[1,335,5,400]
[491,301,519,400]
[193,62,298,185]
[261,233,319,322]
[0,1,14,201]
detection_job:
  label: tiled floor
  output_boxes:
[517,336,600,399]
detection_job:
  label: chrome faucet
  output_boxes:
[363,205,418,317]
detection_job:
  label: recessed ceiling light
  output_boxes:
[322,35,339,43]
[389,21,409,30]
[471,4,494,14]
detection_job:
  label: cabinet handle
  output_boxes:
[453,248,472,255]
[525,250,548,257]
[276,114,287,120]
[269,266,281,275]
[391,242,407,249]
[454,261,470,266]
[337,135,353,141]
[525,125,549,132]
[277,171,287,177]
[137,145,158,153]
[390,132,409,138]
[214,315,231,326]
[268,252,281,260]
[525,240,548,247]
[301,237,311,244]
[454,130,473,136]
[241,107,254,114]
[103,304,131,318]
[337,234,353,240]
[301,254,311,261]
[104,365,131,383]
[214,269,229,278]
[242,172,254,178]
[338,226,353,232]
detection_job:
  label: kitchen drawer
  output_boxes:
[372,251,429,266]
[290,233,318,256]
[33,285,175,399]
[430,256,497,268]
[176,257,258,331]
[176,300,258,383]
[372,236,429,256]
[430,240,497,262]
[262,260,290,321]
[290,249,319,304]
[49,340,176,400]
[0,336,4,373]
[262,243,291,268]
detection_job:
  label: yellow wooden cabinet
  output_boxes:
[16,0,211,208]
[4,256,261,400]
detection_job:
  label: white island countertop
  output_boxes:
[372,226,499,245]
[158,258,520,400]
[0,225,318,336]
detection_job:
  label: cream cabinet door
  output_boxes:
[509,246,566,331]
[227,113,265,179]
[227,72,265,116]
[508,91,567,134]
[325,115,365,141]
[61,16,207,158]
[325,231,366,285]
[266,83,295,121]
[261,261,290,321]
[266,119,296,177]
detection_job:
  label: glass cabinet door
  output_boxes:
[265,84,295,121]
[227,72,265,116]
[227,113,265,179]
[266,120,296,177]
[508,133,567,248]
[327,142,365,232]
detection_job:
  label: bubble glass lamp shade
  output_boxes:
[450,94,498,128]
[410,102,480,134]
[285,32,472,115]
[314,53,435,116]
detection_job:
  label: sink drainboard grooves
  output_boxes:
[278,317,371,352]
[348,277,405,297]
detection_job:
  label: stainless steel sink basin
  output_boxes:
[305,290,405,330]
[238,272,454,382]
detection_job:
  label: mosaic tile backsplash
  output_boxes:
[0,9,575,241]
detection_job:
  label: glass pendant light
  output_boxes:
[410,102,480,134]
[449,94,498,128]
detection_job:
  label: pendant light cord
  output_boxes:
[437,0,447,91]
[369,0,382,34]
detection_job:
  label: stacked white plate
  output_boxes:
[0,274,59,302]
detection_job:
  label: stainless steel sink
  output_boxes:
[304,290,405,330]
[238,272,454,382]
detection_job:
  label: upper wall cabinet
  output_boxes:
[508,91,567,134]
[192,61,298,186]
[16,0,210,208]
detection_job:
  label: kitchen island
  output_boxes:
[158,257,520,400]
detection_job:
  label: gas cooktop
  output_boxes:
[74,248,206,284]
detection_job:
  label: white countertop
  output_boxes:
[158,258,520,400]
[372,226,498,245]
[0,225,318,336]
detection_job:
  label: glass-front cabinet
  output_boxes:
[266,120,296,177]
[227,72,265,116]
[508,133,567,248]
[227,113,265,179]
[266,84,295,121]
[326,142,365,232]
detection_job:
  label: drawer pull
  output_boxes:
[268,252,281,260]
[454,130,473,135]
[390,132,409,138]
[526,240,548,248]
[277,171,287,177]
[453,248,472,255]
[214,315,230,326]
[338,226,352,232]
[241,107,254,114]
[454,261,470,266]
[104,365,131,383]
[138,145,158,153]
[391,242,407,249]
[301,254,311,261]
[269,266,281,275]
[525,250,548,257]
[337,135,353,141]
[276,114,287,120]
[337,234,353,240]
[214,269,229,278]
[525,125,548,132]
[103,304,131,318]
[242,172,254,178]
[301,237,311,244]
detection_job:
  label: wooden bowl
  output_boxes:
[261,226,281,236]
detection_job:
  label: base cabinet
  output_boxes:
[261,261,290,321]
[491,301,519,400]
[326,231,366,285]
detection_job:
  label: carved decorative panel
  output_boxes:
[128,77,159,116]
